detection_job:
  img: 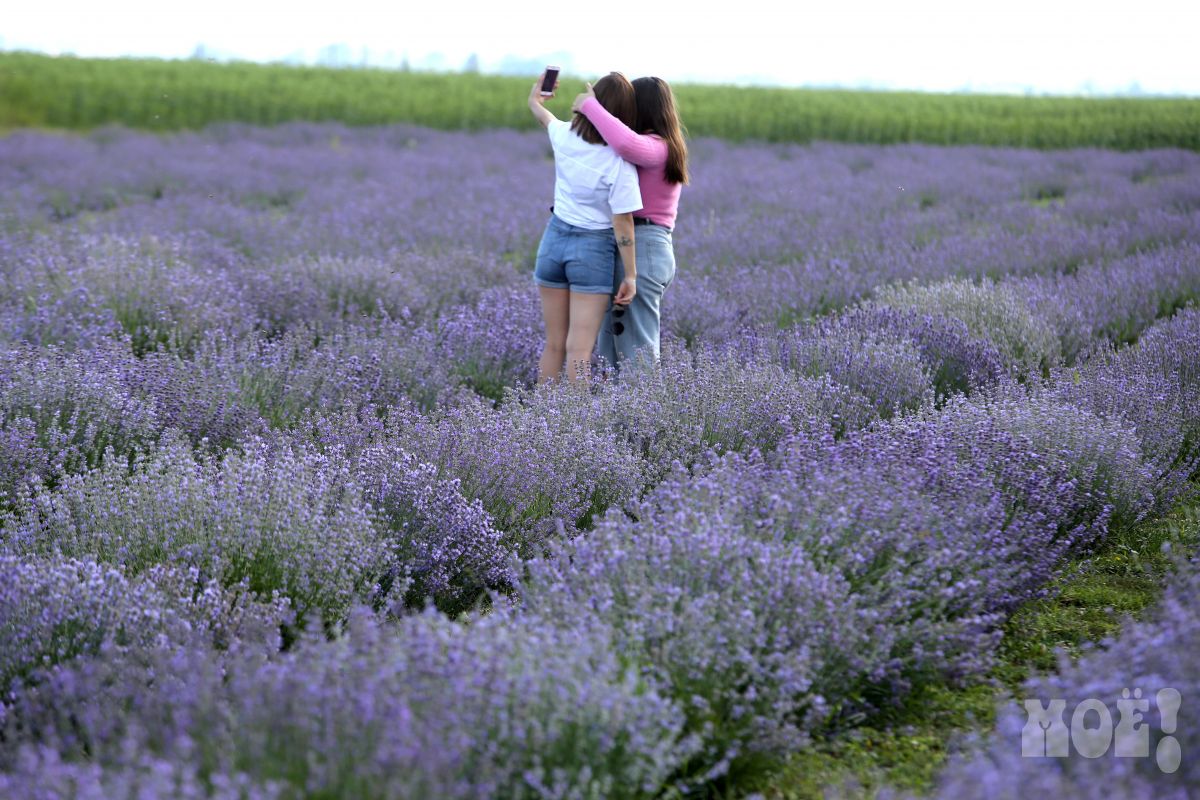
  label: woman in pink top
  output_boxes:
[572,76,690,371]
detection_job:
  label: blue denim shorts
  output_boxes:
[533,215,618,295]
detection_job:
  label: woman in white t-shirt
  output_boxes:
[527,70,640,385]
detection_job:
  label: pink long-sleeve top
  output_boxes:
[579,97,681,230]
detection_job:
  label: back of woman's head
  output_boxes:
[571,72,636,145]
[633,76,689,185]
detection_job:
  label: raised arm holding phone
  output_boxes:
[527,69,640,384]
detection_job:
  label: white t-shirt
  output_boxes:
[547,118,642,230]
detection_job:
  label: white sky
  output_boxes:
[3,0,1198,95]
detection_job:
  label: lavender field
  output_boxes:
[1,122,1199,798]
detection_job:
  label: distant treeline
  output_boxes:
[2,51,1199,150]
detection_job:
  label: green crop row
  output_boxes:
[3,51,1198,150]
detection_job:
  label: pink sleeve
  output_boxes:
[579,97,667,168]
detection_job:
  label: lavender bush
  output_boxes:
[1,121,1198,796]
[824,303,1009,400]
[519,488,853,781]
[351,442,514,614]
[436,285,544,400]
[0,554,287,696]
[899,387,1157,533]
[188,319,455,425]
[0,338,261,506]
[379,396,645,546]
[241,248,522,334]
[0,341,162,486]
[777,320,935,418]
[1044,307,1200,510]
[918,543,1200,800]
[3,606,697,799]
[874,277,1063,375]
[0,748,287,800]
[555,340,875,485]
[3,435,390,626]
[1013,241,1200,362]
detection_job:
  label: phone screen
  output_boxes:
[540,67,560,95]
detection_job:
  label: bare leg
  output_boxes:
[565,292,611,384]
[538,286,570,384]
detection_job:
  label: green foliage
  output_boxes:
[3,51,1199,149]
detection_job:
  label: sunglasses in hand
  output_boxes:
[612,303,627,336]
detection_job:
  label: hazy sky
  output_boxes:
[4,0,1198,95]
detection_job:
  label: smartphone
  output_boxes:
[540,66,560,96]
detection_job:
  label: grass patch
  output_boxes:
[748,487,1200,799]
[1027,184,1067,207]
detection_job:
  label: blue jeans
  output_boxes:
[532,215,618,295]
[596,222,676,371]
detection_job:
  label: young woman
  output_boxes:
[527,70,640,385]
[572,76,689,371]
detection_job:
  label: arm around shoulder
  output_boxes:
[578,97,667,168]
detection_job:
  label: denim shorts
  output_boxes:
[533,214,619,295]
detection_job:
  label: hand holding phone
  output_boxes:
[540,66,560,97]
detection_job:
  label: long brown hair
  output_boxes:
[633,76,689,185]
[571,72,636,145]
